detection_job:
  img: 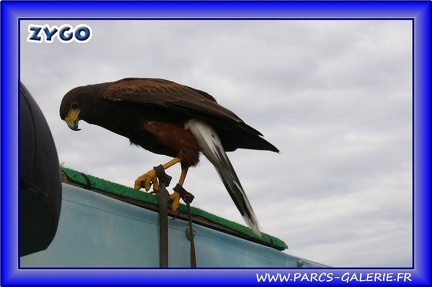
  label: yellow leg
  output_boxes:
[134,157,181,190]
[162,157,182,170]
[178,166,188,185]
[170,167,189,211]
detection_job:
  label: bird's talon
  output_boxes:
[170,208,181,221]
[169,191,181,212]
[134,169,160,191]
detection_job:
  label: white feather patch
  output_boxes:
[185,118,261,236]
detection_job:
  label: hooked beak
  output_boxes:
[67,120,80,131]
[65,109,81,131]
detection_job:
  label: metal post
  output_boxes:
[158,181,169,268]
[153,165,172,268]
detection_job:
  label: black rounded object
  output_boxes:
[20,82,62,257]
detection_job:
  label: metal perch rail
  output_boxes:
[153,165,196,268]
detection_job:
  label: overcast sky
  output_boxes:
[20,20,412,267]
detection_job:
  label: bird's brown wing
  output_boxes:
[102,78,242,123]
[102,78,278,152]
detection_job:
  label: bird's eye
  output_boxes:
[71,101,79,110]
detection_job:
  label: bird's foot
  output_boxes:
[134,169,160,191]
[134,164,173,192]
[174,184,194,202]
[169,191,181,212]
[169,186,194,215]
[173,184,195,205]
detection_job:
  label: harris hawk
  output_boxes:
[59,78,279,235]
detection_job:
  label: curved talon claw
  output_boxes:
[134,169,160,191]
[170,208,181,221]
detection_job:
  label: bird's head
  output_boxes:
[60,87,84,131]
[60,83,108,131]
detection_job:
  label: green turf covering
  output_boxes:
[61,166,288,250]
